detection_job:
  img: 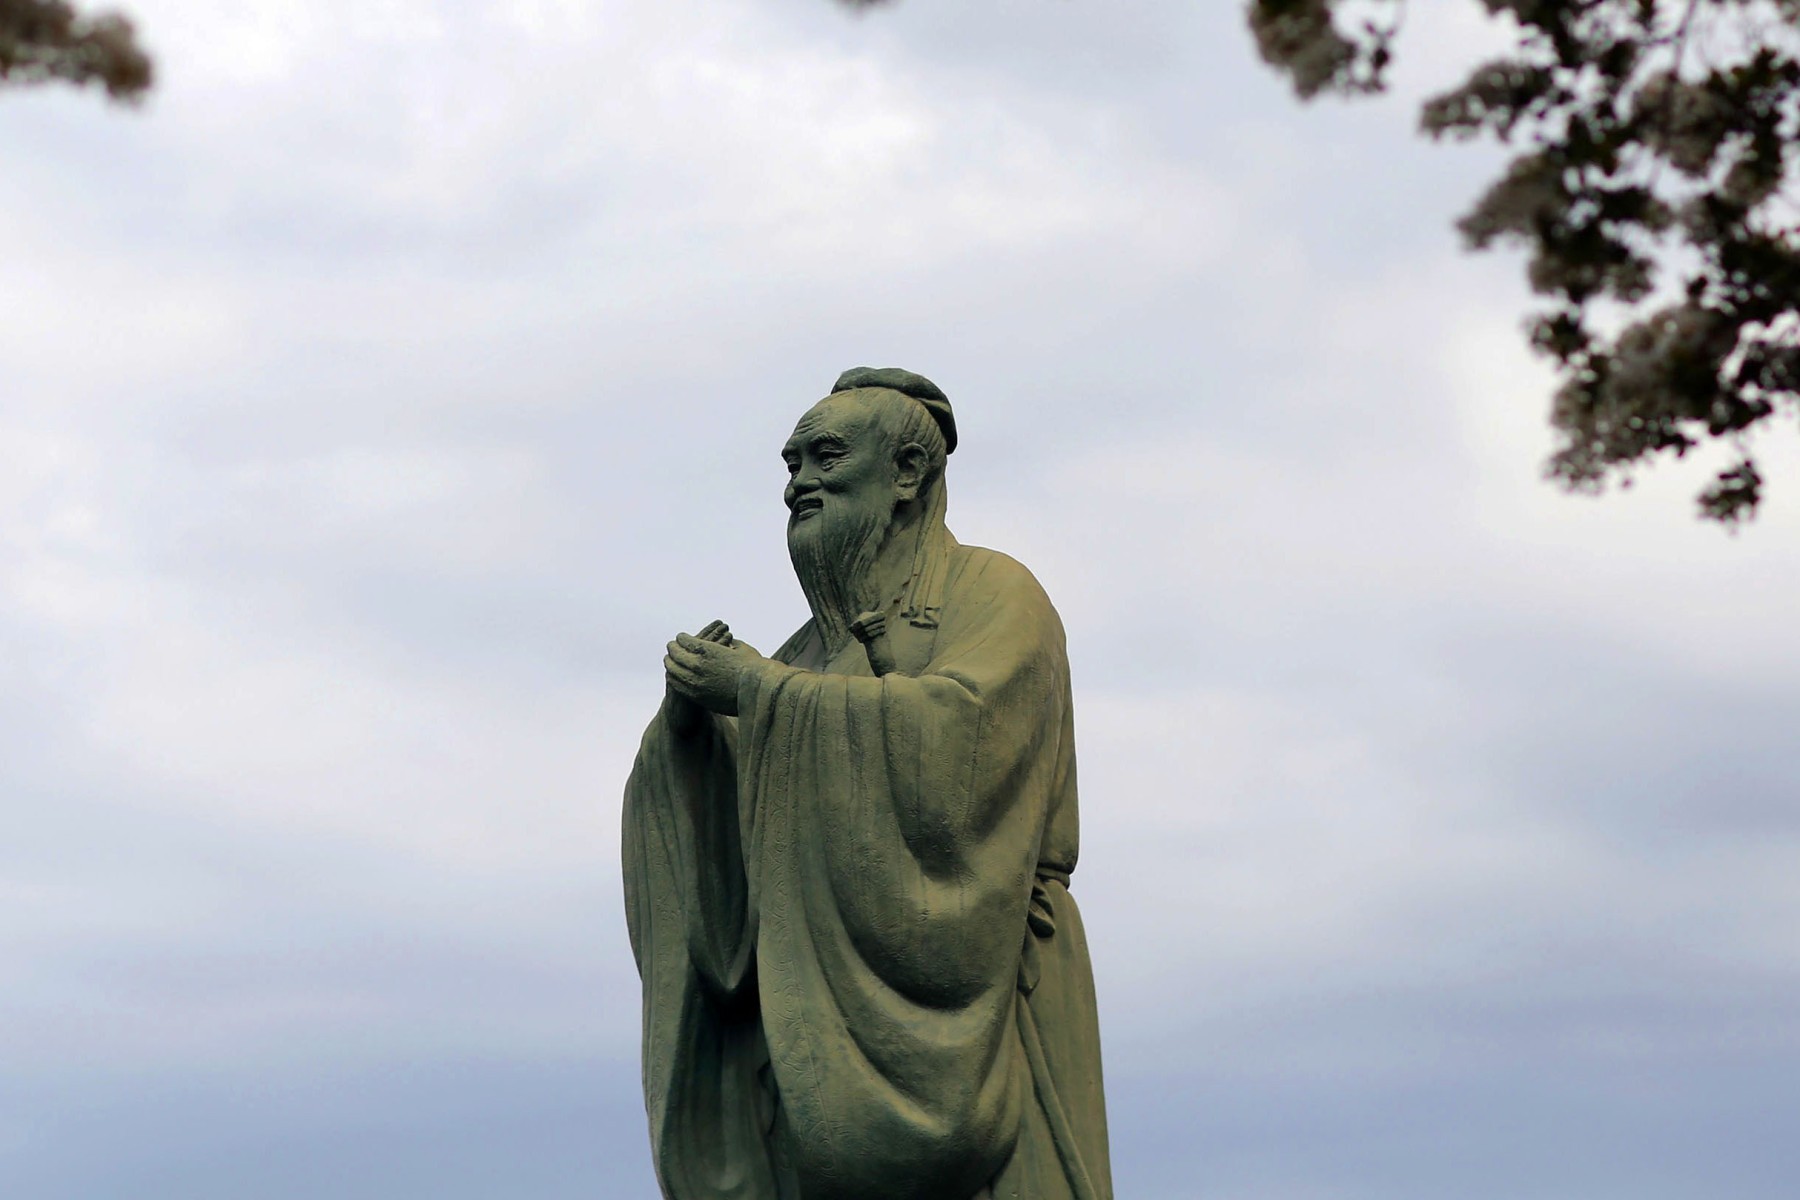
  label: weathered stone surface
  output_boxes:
[624,369,1112,1200]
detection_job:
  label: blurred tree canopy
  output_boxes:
[845,0,1800,524]
[0,0,151,100]
[1250,0,1800,525]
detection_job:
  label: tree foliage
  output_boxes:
[1250,0,1800,524]
[0,0,151,101]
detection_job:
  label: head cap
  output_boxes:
[830,366,956,454]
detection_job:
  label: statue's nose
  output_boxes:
[785,475,817,509]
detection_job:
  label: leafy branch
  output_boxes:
[0,0,152,101]
[1251,0,1800,524]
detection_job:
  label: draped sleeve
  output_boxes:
[623,704,776,1199]
[735,547,1076,1199]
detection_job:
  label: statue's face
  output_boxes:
[781,393,897,530]
[782,390,919,637]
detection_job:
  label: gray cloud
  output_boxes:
[3,0,1798,1197]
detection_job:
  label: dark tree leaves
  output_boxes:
[1250,0,1800,524]
[1249,0,1405,97]
[0,0,151,101]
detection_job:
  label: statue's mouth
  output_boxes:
[790,496,824,519]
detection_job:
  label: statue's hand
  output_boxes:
[662,620,735,736]
[849,611,886,644]
[850,610,897,677]
[665,631,765,717]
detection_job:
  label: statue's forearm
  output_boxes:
[661,685,710,739]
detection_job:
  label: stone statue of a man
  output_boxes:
[623,368,1112,1200]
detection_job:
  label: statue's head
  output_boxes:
[783,367,955,641]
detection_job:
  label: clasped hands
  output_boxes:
[663,619,767,732]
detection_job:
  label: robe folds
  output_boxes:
[624,540,1111,1200]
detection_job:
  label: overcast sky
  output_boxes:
[4,2,1799,1198]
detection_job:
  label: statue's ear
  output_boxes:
[894,441,929,502]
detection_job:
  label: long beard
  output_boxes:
[787,498,894,655]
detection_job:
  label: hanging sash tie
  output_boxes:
[1011,866,1103,1200]
[1017,866,1070,997]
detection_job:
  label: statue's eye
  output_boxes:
[783,457,799,475]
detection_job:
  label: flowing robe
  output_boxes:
[623,539,1111,1200]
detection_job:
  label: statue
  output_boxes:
[623,368,1113,1200]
